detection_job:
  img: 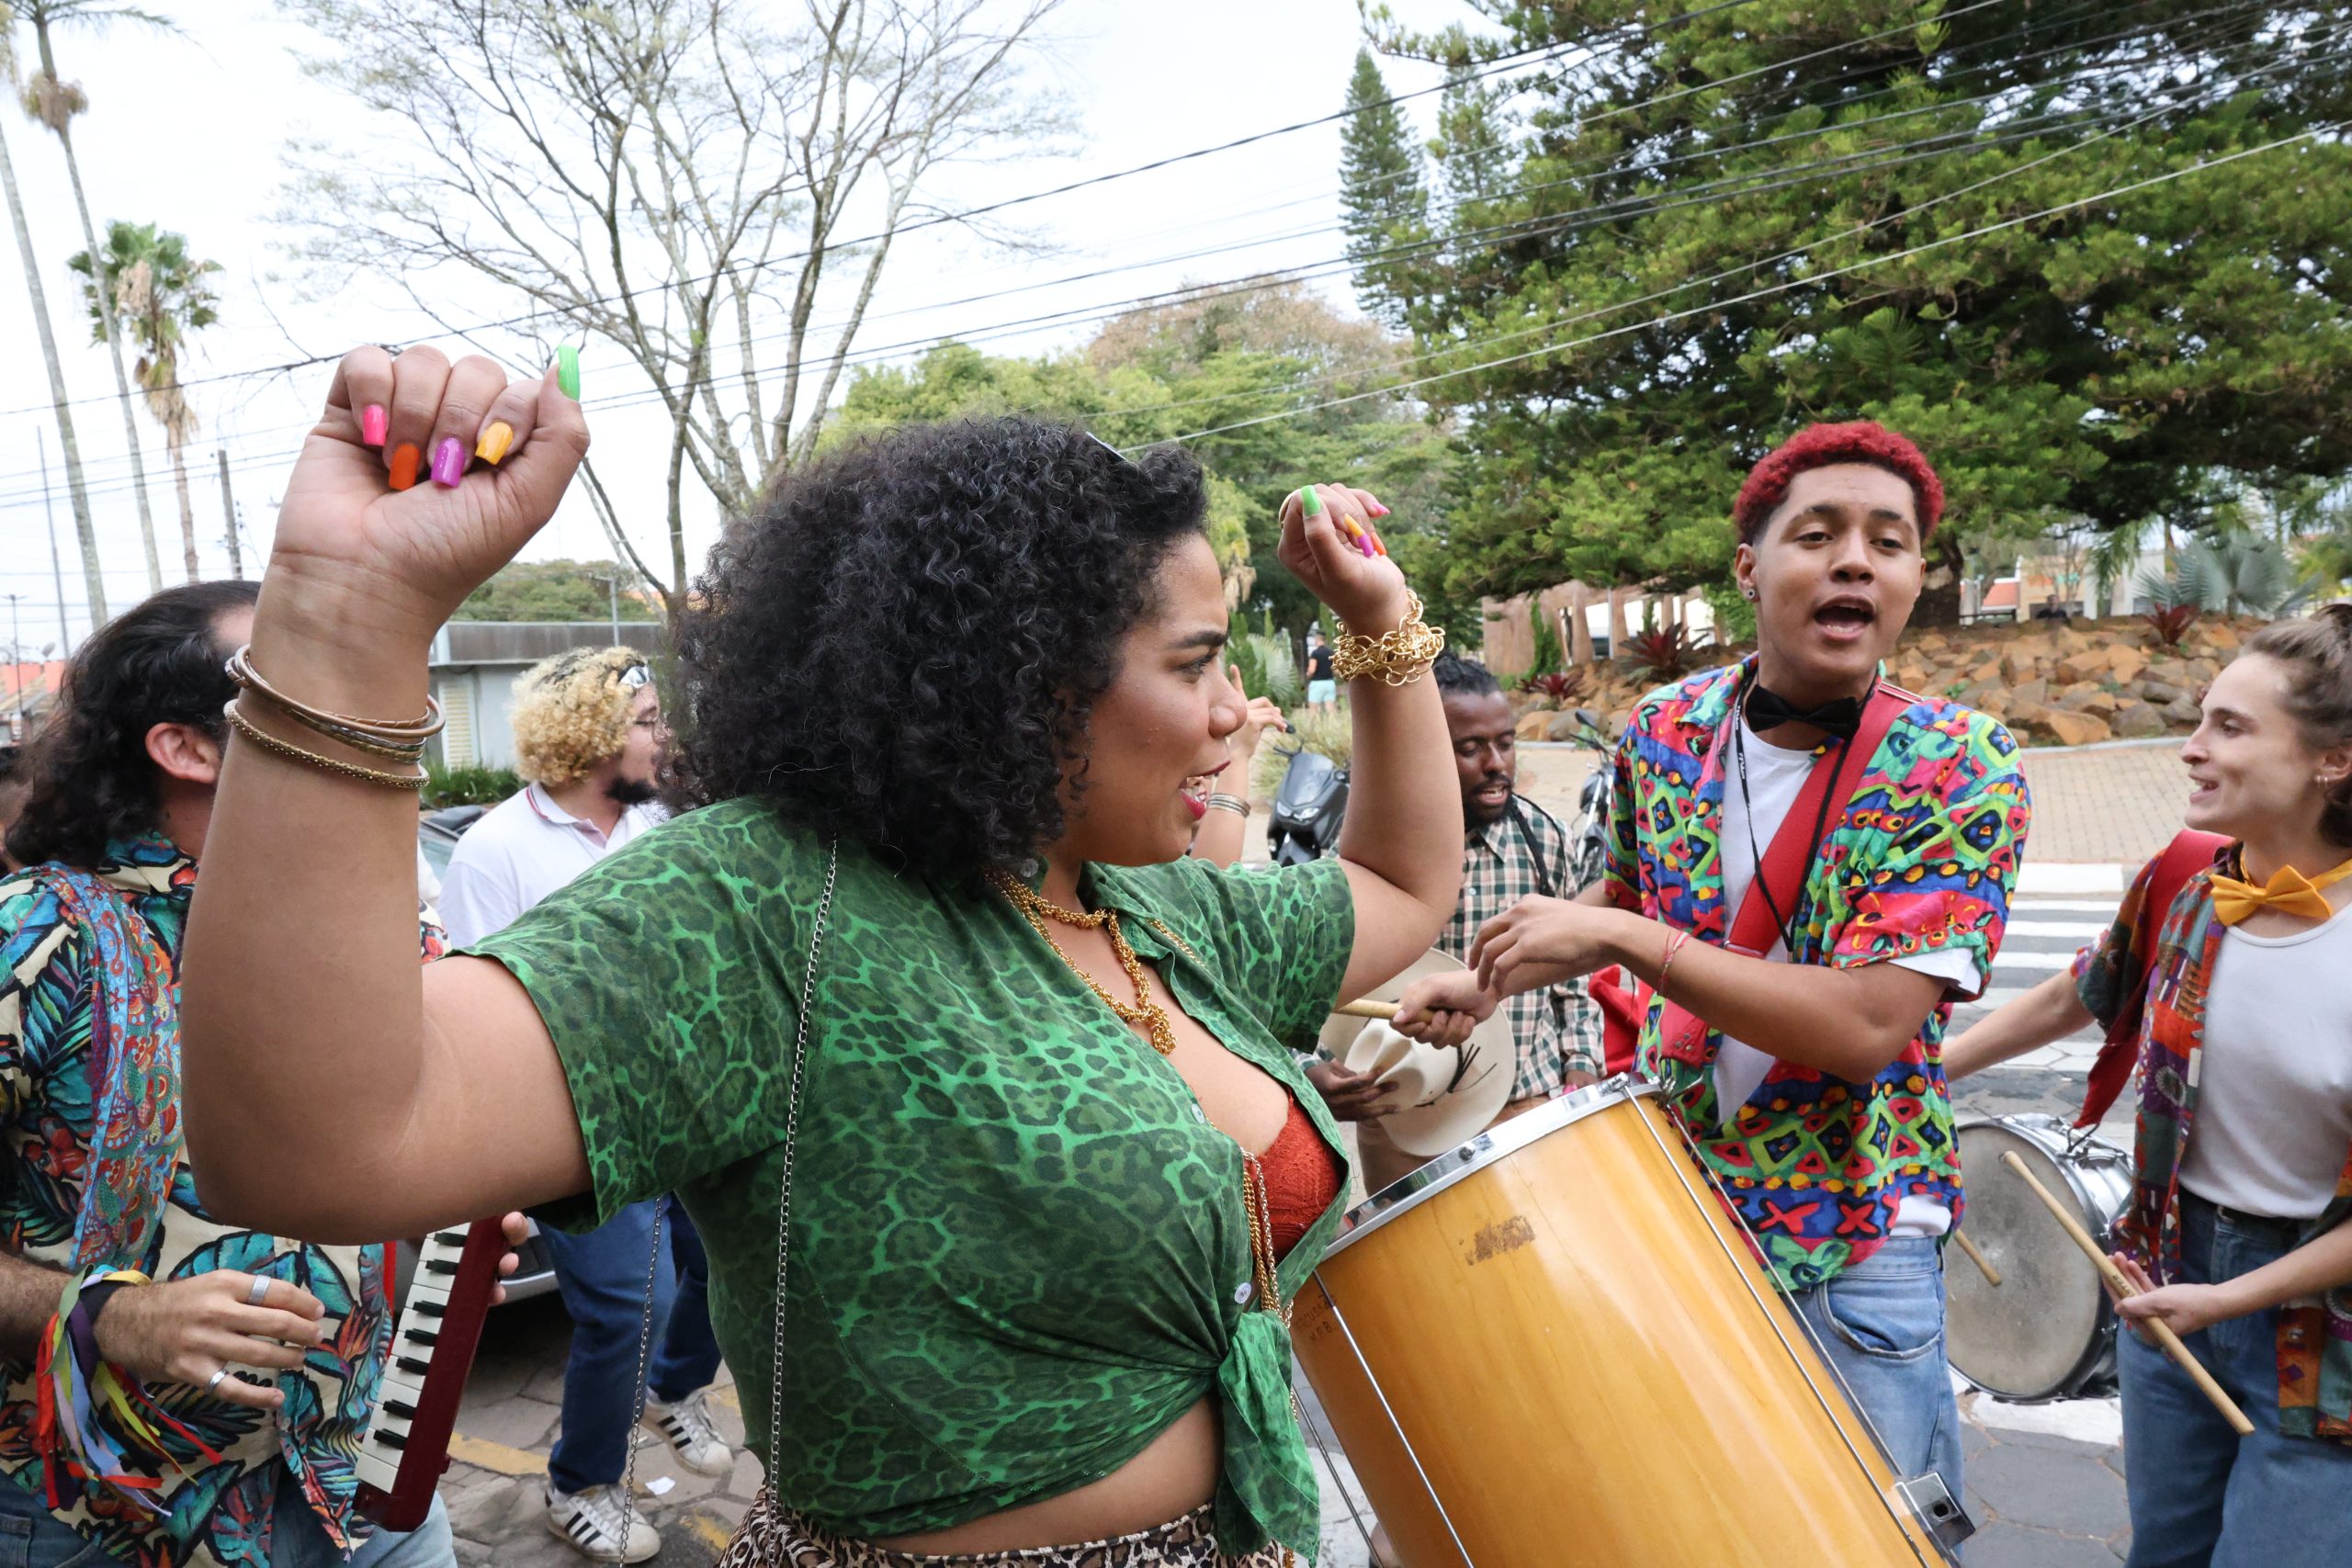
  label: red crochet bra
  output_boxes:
[1259,1096,1345,1259]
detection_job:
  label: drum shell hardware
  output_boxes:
[1295,1078,1962,1568]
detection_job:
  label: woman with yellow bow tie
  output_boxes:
[1950,604,2352,1568]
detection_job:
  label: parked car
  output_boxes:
[397,804,559,1313]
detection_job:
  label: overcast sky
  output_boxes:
[0,0,1483,653]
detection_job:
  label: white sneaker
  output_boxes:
[544,1481,661,1563]
[641,1386,734,1477]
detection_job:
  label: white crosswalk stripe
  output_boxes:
[1946,872,2129,1072]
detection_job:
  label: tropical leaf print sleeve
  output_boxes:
[1826,717,2030,996]
[2074,849,2164,1033]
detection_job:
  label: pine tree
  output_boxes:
[1338,48,1429,328]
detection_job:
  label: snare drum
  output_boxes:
[1294,1078,1966,1568]
[1946,1114,2133,1402]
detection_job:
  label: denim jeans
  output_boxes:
[2120,1193,2352,1568]
[540,1195,726,1494]
[1790,1235,1966,1510]
[0,1472,452,1568]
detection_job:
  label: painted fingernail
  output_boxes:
[431,437,466,487]
[557,344,581,400]
[1366,500,1391,518]
[475,421,514,465]
[1357,534,1377,559]
[388,443,422,491]
[1300,485,1322,516]
[1372,532,1389,558]
[359,404,389,446]
[1339,515,1367,541]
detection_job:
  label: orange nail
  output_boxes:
[388,443,422,491]
[474,422,514,465]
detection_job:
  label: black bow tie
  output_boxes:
[1745,685,1863,740]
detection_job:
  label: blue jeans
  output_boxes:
[2120,1193,2352,1568]
[0,1472,451,1568]
[541,1195,725,1494]
[1791,1236,1966,1510]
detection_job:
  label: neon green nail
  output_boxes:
[1300,485,1322,516]
[557,344,581,400]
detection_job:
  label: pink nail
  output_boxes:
[360,404,389,446]
[1357,534,1377,559]
[430,436,465,487]
[1367,500,1391,518]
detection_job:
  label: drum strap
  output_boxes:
[2075,828,2230,1128]
[1647,682,1908,1068]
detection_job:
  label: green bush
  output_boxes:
[424,763,524,807]
[1526,608,1565,677]
[1703,581,1756,646]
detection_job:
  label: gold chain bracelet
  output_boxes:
[225,644,442,760]
[224,699,429,791]
[1332,589,1446,686]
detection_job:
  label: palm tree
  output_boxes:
[0,15,102,623]
[15,0,174,592]
[71,221,216,581]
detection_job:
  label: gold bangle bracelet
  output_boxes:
[224,700,429,791]
[225,645,444,750]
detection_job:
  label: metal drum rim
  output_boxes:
[1320,1076,1662,1258]
[1950,1112,2133,1404]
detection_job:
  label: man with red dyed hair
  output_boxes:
[1403,422,2029,1509]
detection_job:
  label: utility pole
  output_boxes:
[216,449,243,579]
[37,428,71,655]
[5,592,25,736]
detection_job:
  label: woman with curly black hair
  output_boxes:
[176,347,1463,1567]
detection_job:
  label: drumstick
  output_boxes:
[1951,1227,2002,1287]
[1999,1151,2255,1437]
[1336,998,1402,1021]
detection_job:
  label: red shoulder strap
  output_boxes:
[1724,683,1909,958]
[2075,829,2230,1128]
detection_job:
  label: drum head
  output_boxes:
[1948,1121,2112,1401]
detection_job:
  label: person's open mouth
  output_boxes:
[1182,761,1229,821]
[1473,782,1510,809]
[2188,773,2219,806]
[1813,595,1879,644]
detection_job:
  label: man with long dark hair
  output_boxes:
[0,582,482,1568]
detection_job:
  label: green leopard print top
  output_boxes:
[469,798,1357,1558]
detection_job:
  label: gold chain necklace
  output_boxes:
[988,870,1179,1056]
[988,866,1297,1568]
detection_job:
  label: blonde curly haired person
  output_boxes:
[510,646,659,789]
[438,647,723,1562]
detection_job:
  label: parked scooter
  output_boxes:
[1267,742,1348,866]
[1561,707,1615,890]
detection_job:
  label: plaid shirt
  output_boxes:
[2075,843,2352,1443]
[1439,798,1603,1100]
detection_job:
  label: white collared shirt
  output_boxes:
[438,783,667,947]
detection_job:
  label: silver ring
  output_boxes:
[245,1276,271,1306]
[206,1369,229,1394]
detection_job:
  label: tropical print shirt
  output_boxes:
[2075,844,2352,1442]
[0,837,442,1567]
[1443,798,1603,1100]
[1603,660,2030,1289]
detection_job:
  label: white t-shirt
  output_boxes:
[2178,903,2352,1221]
[1715,724,1982,1237]
[439,784,667,947]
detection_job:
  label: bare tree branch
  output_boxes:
[277,0,1067,596]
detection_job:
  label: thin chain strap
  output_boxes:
[616,1201,666,1537]
[767,838,842,1498]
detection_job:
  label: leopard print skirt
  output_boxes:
[716,1489,1292,1568]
